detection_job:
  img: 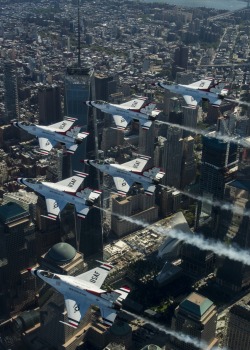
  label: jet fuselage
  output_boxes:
[31,269,121,311]
[158,82,224,102]
[87,102,154,122]
[13,122,83,145]
[87,161,157,185]
[17,179,93,207]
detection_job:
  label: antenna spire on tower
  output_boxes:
[77,0,81,67]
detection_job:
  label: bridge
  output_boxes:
[208,4,249,21]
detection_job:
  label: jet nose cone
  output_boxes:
[17,178,23,184]
[84,101,91,107]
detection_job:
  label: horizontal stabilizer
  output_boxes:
[100,307,117,327]
[114,285,131,302]
[143,167,165,181]
[59,320,78,329]
[41,214,57,221]
[142,120,152,130]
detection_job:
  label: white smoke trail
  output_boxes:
[225,97,250,108]
[110,212,250,266]
[123,310,227,350]
[156,119,250,148]
[167,186,250,218]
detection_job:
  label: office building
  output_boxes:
[3,60,19,123]
[181,136,196,188]
[182,105,198,132]
[223,293,250,350]
[38,84,62,125]
[162,126,183,188]
[138,123,155,166]
[200,132,239,201]
[215,180,250,295]
[171,292,218,350]
[111,193,158,237]
[101,127,124,154]
[158,187,181,217]
[0,202,36,317]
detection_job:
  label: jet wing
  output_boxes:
[63,297,90,329]
[112,114,130,130]
[55,173,88,192]
[121,156,150,172]
[182,95,198,108]
[76,262,114,288]
[50,117,77,132]
[113,176,134,196]
[38,137,57,155]
[99,306,117,327]
[44,198,66,220]
[120,97,147,110]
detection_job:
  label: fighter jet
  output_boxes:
[17,172,101,219]
[13,117,89,155]
[28,262,130,328]
[156,78,229,108]
[85,98,160,130]
[83,156,165,196]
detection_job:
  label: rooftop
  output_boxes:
[0,202,29,224]
[180,292,214,318]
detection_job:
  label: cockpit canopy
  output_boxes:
[20,121,35,126]
[25,178,42,184]
[40,270,60,279]
[94,159,111,165]
[94,100,108,105]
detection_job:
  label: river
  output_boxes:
[140,0,247,10]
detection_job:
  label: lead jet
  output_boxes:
[13,117,89,155]
[28,262,130,328]
[83,156,165,196]
[85,98,160,130]
[17,172,101,219]
[156,78,229,108]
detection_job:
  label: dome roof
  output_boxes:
[47,242,76,264]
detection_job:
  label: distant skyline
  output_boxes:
[141,0,247,10]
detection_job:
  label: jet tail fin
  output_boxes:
[114,285,131,302]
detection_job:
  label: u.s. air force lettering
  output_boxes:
[90,271,100,283]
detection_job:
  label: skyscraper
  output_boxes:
[3,60,19,123]
[215,180,250,295]
[200,132,239,200]
[38,84,62,125]
[162,126,183,188]
[171,292,218,350]
[0,202,36,317]
[64,65,92,172]
[223,293,250,350]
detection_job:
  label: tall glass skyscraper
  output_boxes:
[64,65,103,260]
[64,65,93,172]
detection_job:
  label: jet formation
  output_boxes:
[28,262,130,328]
[19,76,234,329]
[85,97,161,130]
[13,117,89,155]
